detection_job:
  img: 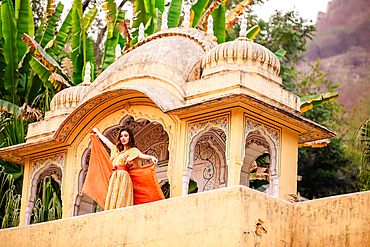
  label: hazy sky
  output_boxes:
[61,0,332,24]
[254,0,331,22]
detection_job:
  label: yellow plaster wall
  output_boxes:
[1,186,293,247]
[19,157,30,226]
[228,108,245,186]
[292,191,370,246]
[61,146,76,218]
[3,186,369,246]
[279,127,299,197]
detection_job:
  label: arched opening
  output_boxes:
[184,126,227,195]
[241,129,279,197]
[25,163,62,225]
[74,115,170,215]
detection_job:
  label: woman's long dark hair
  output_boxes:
[115,128,136,152]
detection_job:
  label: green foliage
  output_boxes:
[191,0,210,28]
[167,0,182,28]
[212,4,226,44]
[39,3,64,48]
[292,60,343,129]
[161,179,198,198]
[161,181,170,199]
[290,60,363,198]
[32,176,62,224]
[298,138,361,198]
[54,7,73,56]
[354,119,370,166]
[1,0,20,105]
[188,179,198,194]
[252,10,315,87]
[0,168,21,229]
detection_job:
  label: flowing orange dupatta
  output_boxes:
[82,133,165,209]
[81,134,111,208]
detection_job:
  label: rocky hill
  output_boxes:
[306,0,370,61]
[302,0,370,134]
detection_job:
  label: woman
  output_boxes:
[92,128,158,210]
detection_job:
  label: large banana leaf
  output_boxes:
[167,0,182,28]
[191,0,210,28]
[15,0,34,63]
[196,0,225,30]
[132,0,151,29]
[25,71,43,105]
[355,119,370,164]
[40,3,64,48]
[103,0,118,39]
[29,57,52,89]
[54,7,73,56]
[212,4,226,44]
[46,0,56,15]
[274,48,286,60]
[0,40,6,93]
[300,92,339,113]
[35,16,46,43]
[155,0,165,13]
[0,100,20,115]
[23,34,71,87]
[0,14,6,91]
[83,6,98,31]
[71,4,83,84]
[1,0,19,105]
[299,139,330,148]
[102,27,120,71]
[246,25,260,40]
[143,0,156,17]
[225,0,252,29]
[102,9,125,71]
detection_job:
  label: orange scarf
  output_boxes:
[82,134,165,209]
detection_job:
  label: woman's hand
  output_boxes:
[151,156,158,165]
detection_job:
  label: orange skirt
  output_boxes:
[105,170,133,210]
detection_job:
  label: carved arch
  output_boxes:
[242,129,279,197]
[183,126,227,195]
[24,163,62,225]
[74,114,170,215]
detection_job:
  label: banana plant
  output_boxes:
[101,0,126,71]
[0,169,21,229]
[354,119,370,165]
[71,0,98,84]
[300,92,339,113]
[31,176,62,224]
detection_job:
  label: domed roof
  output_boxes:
[50,84,90,111]
[201,38,281,80]
[82,28,218,102]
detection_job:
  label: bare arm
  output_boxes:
[92,128,114,150]
[138,153,158,165]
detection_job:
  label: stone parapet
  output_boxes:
[1,186,369,246]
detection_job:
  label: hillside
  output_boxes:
[302,0,370,135]
[306,0,370,60]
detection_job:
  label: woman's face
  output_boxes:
[120,131,130,145]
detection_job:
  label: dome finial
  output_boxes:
[207,15,214,36]
[115,44,121,60]
[161,8,168,30]
[138,23,145,42]
[83,62,91,84]
[239,17,248,37]
[182,4,191,28]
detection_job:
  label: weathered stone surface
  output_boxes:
[1,186,369,246]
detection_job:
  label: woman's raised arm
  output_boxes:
[138,153,158,165]
[92,128,114,150]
